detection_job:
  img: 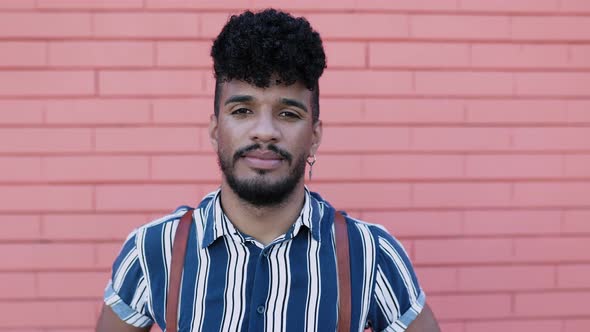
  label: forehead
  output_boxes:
[220,79,311,105]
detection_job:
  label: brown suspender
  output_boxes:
[165,209,351,332]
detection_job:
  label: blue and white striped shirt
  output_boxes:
[104,188,425,332]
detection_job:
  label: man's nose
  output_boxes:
[250,112,280,143]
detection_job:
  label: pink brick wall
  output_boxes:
[0,1,589,331]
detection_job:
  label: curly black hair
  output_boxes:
[211,9,327,122]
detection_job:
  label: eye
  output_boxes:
[231,107,252,116]
[279,110,301,119]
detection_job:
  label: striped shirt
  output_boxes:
[104,188,425,332]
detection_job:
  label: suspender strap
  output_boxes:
[335,211,351,332]
[166,209,351,332]
[166,209,194,332]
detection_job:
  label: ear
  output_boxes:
[209,113,219,152]
[309,120,322,156]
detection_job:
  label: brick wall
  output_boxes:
[0,0,589,331]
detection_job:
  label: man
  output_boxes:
[96,8,440,332]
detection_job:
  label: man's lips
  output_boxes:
[242,150,284,170]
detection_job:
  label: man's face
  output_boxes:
[209,79,322,207]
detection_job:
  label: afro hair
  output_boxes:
[211,9,327,121]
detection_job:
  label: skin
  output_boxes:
[95,79,440,332]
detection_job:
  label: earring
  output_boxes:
[307,155,316,181]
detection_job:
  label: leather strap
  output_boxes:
[165,209,351,332]
[166,209,194,332]
[335,211,351,332]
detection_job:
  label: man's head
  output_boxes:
[209,9,326,207]
[211,9,326,123]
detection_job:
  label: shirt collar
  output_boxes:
[200,187,322,248]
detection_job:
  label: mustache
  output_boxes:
[233,144,293,163]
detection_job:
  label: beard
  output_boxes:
[217,143,307,207]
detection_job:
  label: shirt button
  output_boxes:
[262,251,269,257]
[256,305,265,314]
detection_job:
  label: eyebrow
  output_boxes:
[280,98,308,113]
[224,95,253,106]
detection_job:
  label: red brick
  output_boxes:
[361,154,464,179]
[364,99,464,123]
[415,72,513,96]
[439,323,464,332]
[146,0,250,9]
[567,100,590,122]
[512,17,590,41]
[200,13,235,38]
[411,15,510,40]
[151,155,219,180]
[466,154,563,178]
[465,99,567,123]
[0,157,42,181]
[370,42,469,68]
[253,0,355,10]
[0,0,34,8]
[458,265,555,291]
[414,238,513,264]
[307,183,411,209]
[321,70,413,96]
[513,182,590,206]
[95,127,201,152]
[512,127,590,150]
[93,13,199,38]
[0,215,41,240]
[565,319,590,332]
[0,185,93,212]
[304,14,408,39]
[0,128,92,153]
[563,210,590,233]
[414,267,458,292]
[516,73,590,96]
[460,0,559,12]
[157,41,211,67]
[38,272,108,298]
[38,0,142,8]
[0,100,44,124]
[465,320,562,332]
[472,44,568,68]
[0,42,46,67]
[412,127,511,151]
[324,42,366,68]
[42,213,148,241]
[320,126,410,152]
[45,99,151,124]
[152,98,212,124]
[558,264,590,288]
[515,291,590,316]
[304,155,360,180]
[0,273,36,299]
[0,71,94,96]
[96,243,127,269]
[95,184,202,211]
[463,210,561,235]
[561,0,590,11]
[428,294,511,319]
[361,211,463,237]
[514,237,590,262]
[0,13,91,37]
[356,0,457,10]
[0,244,95,270]
[571,45,590,67]
[565,155,590,177]
[43,156,150,181]
[99,70,203,96]
[317,98,364,124]
[48,42,153,67]
[414,182,512,208]
[0,301,96,327]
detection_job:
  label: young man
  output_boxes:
[96,9,440,332]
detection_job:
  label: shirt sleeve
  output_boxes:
[103,230,154,328]
[369,226,426,332]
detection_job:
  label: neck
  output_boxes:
[219,181,306,246]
